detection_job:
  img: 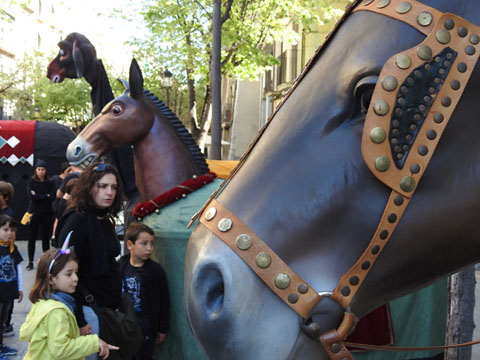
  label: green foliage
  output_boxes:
[1,51,92,124]
[125,0,349,125]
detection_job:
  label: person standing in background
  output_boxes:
[26,159,54,271]
[0,182,14,217]
[51,162,71,246]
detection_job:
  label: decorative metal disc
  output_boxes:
[255,252,272,269]
[274,273,291,289]
[236,234,252,250]
[218,218,233,232]
[205,207,217,221]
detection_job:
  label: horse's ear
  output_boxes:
[72,40,85,78]
[117,78,130,93]
[129,58,144,99]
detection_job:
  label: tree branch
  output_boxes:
[221,0,234,24]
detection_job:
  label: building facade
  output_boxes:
[0,0,74,119]
[225,1,351,160]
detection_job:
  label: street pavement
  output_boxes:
[4,241,480,359]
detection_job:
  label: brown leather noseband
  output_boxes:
[190,0,480,358]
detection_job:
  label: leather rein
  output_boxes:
[189,0,480,358]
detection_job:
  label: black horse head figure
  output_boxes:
[185,1,480,359]
[47,32,97,82]
[47,32,113,117]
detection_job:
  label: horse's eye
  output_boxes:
[112,105,123,115]
[354,76,378,115]
[359,87,375,113]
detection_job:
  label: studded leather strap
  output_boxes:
[332,191,410,308]
[353,0,442,36]
[332,0,480,309]
[199,199,322,318]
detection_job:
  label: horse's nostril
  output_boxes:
[74,146,82,156]
[198,265,224,319]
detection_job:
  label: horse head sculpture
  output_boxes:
[185,0,480,359]
[47,33,97,83]
[66,59,209,201]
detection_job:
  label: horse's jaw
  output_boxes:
[66,136,99,168]
[185,224,337,360]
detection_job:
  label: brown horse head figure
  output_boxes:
[47,32,97,83]
[184,0,480,359]
[66,59,209,201]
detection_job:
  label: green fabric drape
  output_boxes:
[143,179,223,360]
[354,278,448,360]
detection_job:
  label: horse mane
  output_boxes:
[143,89,210,174]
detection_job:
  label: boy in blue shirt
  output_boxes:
[118,222,170,360]
[0,215,23,358]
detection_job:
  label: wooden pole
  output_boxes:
[445,267,475,360]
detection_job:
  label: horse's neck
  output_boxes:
[83,59,114,116]
[133,115,200,201]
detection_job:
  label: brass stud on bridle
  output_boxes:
[274,273,291,289]
[436,29,451,44]
[465,45,476,56]
[417,11,433,27]
[376,0,391,9]
[444,19,455,30]
[370,127,387,143]
[396,2,411,14]
[375,155,390,172]
[205,207,217,221]
[236,234,252,250]
[417,45,432,60]
[400,176,416,192]
[373,100,390,115]
[381,76,398,91]
[218,218,233,232]
[458,26,468,37]
[396,54,412,69]
[255,252,272,268]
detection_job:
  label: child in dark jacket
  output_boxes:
[118,222,170,360]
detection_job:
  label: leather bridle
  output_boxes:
[189,0,480,358]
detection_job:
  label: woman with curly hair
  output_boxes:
[56,162,125,360]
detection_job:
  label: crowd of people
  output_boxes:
[0,161,170,360]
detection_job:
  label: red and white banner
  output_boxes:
[0,120,36,166]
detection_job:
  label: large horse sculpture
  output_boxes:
[46,32,139,225]
[65,60,217,359]
[184,0,480,359]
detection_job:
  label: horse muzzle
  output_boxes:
[66,137,98,168]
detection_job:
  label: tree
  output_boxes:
[128,0,345,142]
[1,51,92,126]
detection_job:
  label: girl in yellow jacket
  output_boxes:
[20,241,118,359]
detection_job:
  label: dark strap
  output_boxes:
[344,339,480,351]
[77,283,104,324]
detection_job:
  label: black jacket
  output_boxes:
[118,255,170,334]
[57,208,122,327]
[27,178,54,213]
